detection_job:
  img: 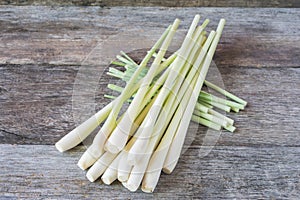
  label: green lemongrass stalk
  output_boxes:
[127,18,209,165]
[204,80,247,106]
[120,51,138,66]
[200,91,245,110]
[163,19,226,174]
[105,19,181,154]
[191,115,222,130]
[77,26,173,170]
[198,100,213,108]
[201,98,231,112]
[116,55,134,66]
[107,67,125,78]
[208,108,234,125]
[231,107,240,113]
[195,102,209,113]
[110,61,127,67]
[193,109,229,127]
[224,125,236,132]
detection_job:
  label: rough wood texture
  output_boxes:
[0,7,299,67]
[1,65,300,147]
[1,145,299,199]
[1,6,300,199]
[0,0,300,7]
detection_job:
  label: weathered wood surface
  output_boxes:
[0,7,299,67]
[1,0,300,7]
[1,64,300,147]
[1,145,300,199]
[0,6,300,199]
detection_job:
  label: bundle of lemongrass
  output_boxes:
[55,15,247,193]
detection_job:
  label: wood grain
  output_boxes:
[1,6,300,198]
[1,144,299,199]
[0,0,300,7]
[1,64,299,146]
[0,7,299,67]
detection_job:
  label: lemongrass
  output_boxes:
[77,25,173,170]
[141,30,217,192]
[193,109,229,127]
[208,108,234,125]
[86,152,117,182]
[231,107,240,113]
[127,25,211,190]
[105,19,181,154]
[163,19,226,174]
[204,80,247,106]
[224,125,236,132]
[101,152,122,185]
[142,71,198,193]
[191,115,222,130]
[55,101,112,152]
[127,18,209,164]
[200,91,245,110]
[195,102,209,113]
[201,98,231,112]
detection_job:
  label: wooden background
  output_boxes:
[0,3,300,200]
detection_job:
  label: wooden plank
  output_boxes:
[0,0,300,7]
[0,7,299,67]
[0,144,299,198]
[1,64,299,146]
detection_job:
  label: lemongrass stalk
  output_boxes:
[193,109,229,127]
[127,26,211,189]
[108,67,125,78]
[117,152,132,182]
[199,100,213,108]
[127,19,208,164]
[224,125,236,132]
[204,80,247,106]
[104,19,181,154]
[191,115,222,130]
[200,91,245,110]
[104,93,231,129]
[163,19,226,174]
[55,101,112,152]
[231,107,240,113]
[115,93,158,182]
[125,153,152,192]
[107,84,124,93]
[141,30,216,192]
[111,61,127,67]
[101,152,122,185]
[104,95,133,103]
[90,93,158,182]
[142,69,199,193]
[116,55,133,66]
[195,102,209,113]
[120,51,138,66]
[77,25,173,170]
[201,98,231,112]
[86,151,117,182]
[208,108,234,125]
[102,24,174,150]
[56,27,170,154]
